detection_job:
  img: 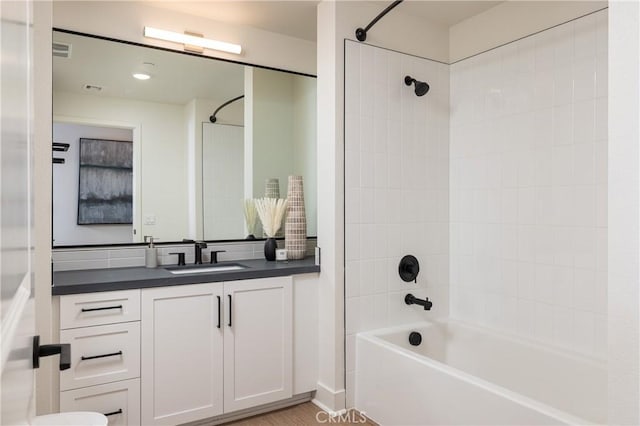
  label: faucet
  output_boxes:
[183,239,208,264]
[405,294,432,310]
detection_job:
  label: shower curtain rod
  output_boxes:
[355,0,404,42]
[209,95,244,123]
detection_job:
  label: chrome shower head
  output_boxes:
[404,75,430,96]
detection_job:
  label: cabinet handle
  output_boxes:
[81,350,123,361]
[228,294,232,327]
[103,409,123,417]
[81,305,122,312]
[217,295,221,329]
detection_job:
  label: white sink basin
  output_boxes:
[166,264,247,275]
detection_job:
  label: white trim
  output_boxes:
[312,382,346,416]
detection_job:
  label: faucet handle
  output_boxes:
[169,252,186,266]
[210,250,226,264]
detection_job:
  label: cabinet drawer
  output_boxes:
[60,290,140,329]
[60,379,140,426]
[60,322,140,391]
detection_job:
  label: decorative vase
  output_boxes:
[285,175,307,260]
[264,178,280,199]
[264,178,284,237]
[264,237,277,261]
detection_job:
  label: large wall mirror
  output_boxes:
[52,29,317,247]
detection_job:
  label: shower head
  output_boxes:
[404,75,430,96]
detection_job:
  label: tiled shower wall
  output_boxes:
[344,41,450,406]
[449,10,608,359]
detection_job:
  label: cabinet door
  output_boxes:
[141,283,223,425]
[224,277,292,413]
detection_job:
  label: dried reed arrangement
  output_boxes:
[243,199,258,236]
[254,197,288,238]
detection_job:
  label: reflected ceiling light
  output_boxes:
[143,26,242,55]
[132,62,155,81]
[132,73,151,80]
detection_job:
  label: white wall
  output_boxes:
[449,10,608,359]
[53,91,188,242]
[52,122,133,245]
[450,1,607,62]
[608,1,640,424]
[252,68,295,201]
[344,41,450,408]
[292,76,318,236]
[52,1,316,76]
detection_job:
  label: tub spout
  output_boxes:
[405,293,432,310]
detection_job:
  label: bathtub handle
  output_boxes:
[399,255,420,283]
[405,293,432,310]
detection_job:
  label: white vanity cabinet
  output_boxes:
[140,276,293,425]
[223,277,292,412]
[58,289,141,426]
[140,282,224,425]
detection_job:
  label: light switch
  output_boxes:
[144,215,156,225]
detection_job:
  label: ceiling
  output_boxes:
[53,30,245,105]
[146,1,503,42]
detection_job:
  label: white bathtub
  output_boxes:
[356,320,606,425]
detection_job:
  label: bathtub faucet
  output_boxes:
[405,294,432,310]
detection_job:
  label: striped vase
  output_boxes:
[285,175,307,260]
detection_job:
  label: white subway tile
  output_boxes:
[573,99,596,144]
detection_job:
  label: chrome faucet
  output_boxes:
[183,239,208,264]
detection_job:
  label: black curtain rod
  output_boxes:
[356,0,404,42]
[209,95,244,123]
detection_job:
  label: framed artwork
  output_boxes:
[77,138,133,225]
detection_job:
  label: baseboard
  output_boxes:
[186,392,314,426]
[312,382,346,416]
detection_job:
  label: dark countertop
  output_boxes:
[52,257,320,295]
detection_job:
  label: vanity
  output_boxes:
[52,260,320,426]
[50,23,320,425]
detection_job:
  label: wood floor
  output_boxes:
[223,402,377,425]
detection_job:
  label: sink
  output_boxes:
[165,263,248,275]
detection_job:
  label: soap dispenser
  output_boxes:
[144,236,158,268]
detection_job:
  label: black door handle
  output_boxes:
[103,409,123,417]
[217,295,221,329]
[32,335,71,370]
[228,294,232,327]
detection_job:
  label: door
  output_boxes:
[1,1,36,424]
[224,277,292,412]
[141,283,224,425]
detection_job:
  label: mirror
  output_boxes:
[52,29,317,247]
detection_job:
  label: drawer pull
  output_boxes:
[81,305,123,312]
[103,409,123,417]
[81,350,123,361]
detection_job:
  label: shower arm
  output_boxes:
[355,0,404,42]
[209,95,244,123]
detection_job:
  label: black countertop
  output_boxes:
[52,257,320,295]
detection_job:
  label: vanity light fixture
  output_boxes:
[143,26,242,55]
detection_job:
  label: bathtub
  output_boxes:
[355,320,606,425]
